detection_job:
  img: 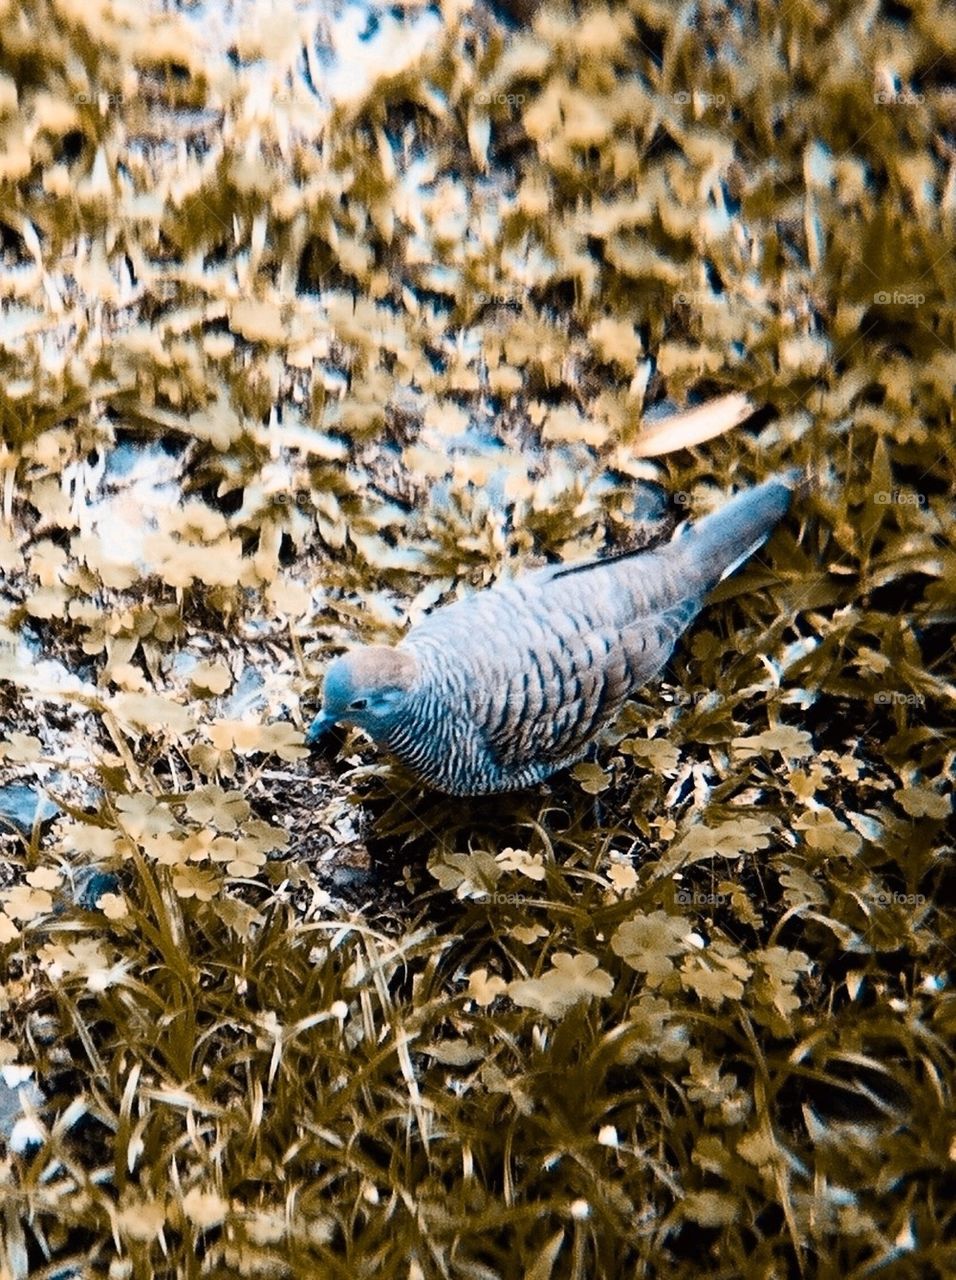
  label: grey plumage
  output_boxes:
[308,475,795,795]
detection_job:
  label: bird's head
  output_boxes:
[306,645,418,745]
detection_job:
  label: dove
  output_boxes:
[307,475,795,795]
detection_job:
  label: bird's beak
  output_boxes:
[305,711,337,745]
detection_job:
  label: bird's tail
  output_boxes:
[676,471,798,591]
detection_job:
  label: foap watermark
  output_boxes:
[874,289,924,305]
[672,90,726,108]
[870,890,926,907]
[676,889,728,907]
[74,91,125,108]
[474,289,521,306]
[873,489,926,506]
[673,289,712,306]
[672,689,728,708]
[874,89,924,106]
[267,490,322,511]
[874,691,925,706]
[475,90,526,108]
[482,892,529,906]
[672,491,718,511]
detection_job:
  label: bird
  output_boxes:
[307,475,796,795]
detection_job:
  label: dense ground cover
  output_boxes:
[0,0,953,1275]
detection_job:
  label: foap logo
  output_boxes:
[676,889,728,907]
[874,289,924,305]
[673,689,727,708]
[672,90,726,108]
[484,892,528,906]
[474,90,526,108]
[474,289,521,306]
[673,289,711,306]
[874,89,924,106]
[873,489,926,506]
[871,890,927,907]
[74,91,125,107]
[272,490,315,510]
[874,691,925,706]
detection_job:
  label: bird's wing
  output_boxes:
[477,583,701,772]
[401,542,710,776]
[399,478,792,782]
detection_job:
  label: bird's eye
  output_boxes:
[349,698,368,710]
